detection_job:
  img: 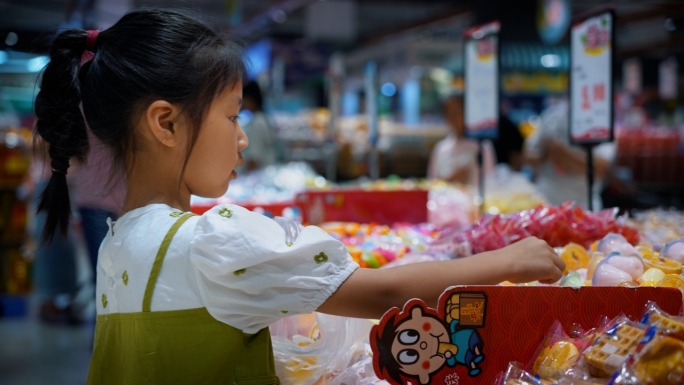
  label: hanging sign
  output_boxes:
[463,21,500,140]
[623,58,641,95]
[659,58,678,100]
[570,9,614,144]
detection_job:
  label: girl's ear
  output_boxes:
[145,100,183,147]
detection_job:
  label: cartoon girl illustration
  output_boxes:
[372,294,485,385]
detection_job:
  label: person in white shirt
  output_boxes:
[525,100,616,210]
[428,94,496,186]
[239,81,277,171]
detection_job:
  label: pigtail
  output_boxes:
[34,29,91,243]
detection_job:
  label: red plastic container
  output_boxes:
[296,189,429,225]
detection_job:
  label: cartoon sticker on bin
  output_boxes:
[371,290,487,385]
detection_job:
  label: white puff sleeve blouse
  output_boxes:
[190,205,359,334]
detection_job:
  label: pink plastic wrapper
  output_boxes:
[447,202,640,254]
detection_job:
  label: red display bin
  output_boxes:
[296,189,429,225]
[371,286,683,385]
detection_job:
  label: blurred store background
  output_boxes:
[1,0,684,384]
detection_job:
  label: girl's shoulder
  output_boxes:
[191,204,301,255]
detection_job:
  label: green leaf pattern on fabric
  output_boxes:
[314,252,328,264]
[219,207,233,218]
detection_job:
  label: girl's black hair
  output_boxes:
[34,8,246,242]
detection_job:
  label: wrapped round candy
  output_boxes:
[604,252,645,281]
[661,238,684,264]
[592,257,634,286]
[596,233,641,257]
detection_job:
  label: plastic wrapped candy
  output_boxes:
[427,184,477,229]
[498,362,552,385]
[656,274,684,296]
[581,315,647,378]
[637,268,666,286]
[559,271,584,287]
[631,333,684,385]
[592,259,633,286]
[628,208,684,246]
[559,243,590,274]
[586,252,606,282]
[604,253,645,281]
[528,322,592,381]
[640,301,684,339]
[661,238,684,264]
[597,233,641,257]
[451,202,639,254]
[642,251,683,276]
[321,222,441,269]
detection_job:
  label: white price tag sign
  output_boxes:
[464,22,500,140]
[659,58,678,100]
[570,10,613,144]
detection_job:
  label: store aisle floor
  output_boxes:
[0,317,92,385]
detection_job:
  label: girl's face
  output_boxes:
[183,83,248,198]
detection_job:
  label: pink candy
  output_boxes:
[592,260,634,286]
[597,233,640,257]
[661,238,684,263]
[605,254,644,280]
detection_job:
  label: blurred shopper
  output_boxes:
[494,115,525,171]
[428,93,496,185]
[525,100,615,210]
[71,131,125,287]
[239,81,276,171]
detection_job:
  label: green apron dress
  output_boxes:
[87,213,281,385]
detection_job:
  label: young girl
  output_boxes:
[34,9,564,384]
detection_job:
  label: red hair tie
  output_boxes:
[81,30,99,67]
[85,30,99,52]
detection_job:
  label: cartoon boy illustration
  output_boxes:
[373,293,485,385]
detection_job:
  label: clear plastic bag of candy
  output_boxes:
[271,313,374,385]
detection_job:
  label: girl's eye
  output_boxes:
[398,329,420,345]
[397,349,419,365]
[229,116,239,123]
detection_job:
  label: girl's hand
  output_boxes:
[492,237,565,284]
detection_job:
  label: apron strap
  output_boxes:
[142,212,195,312]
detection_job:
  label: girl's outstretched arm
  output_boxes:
[317,237,564,319]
